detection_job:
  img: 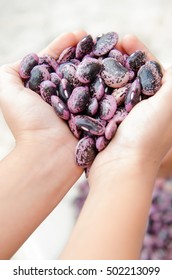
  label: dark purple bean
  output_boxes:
[108,49,124,64]
[96,136,109,151]
[125,78,141,112]
[90,77,105,101]
[75,115,105,136]
[40,80,57,104]
[93,32,118,56]
[28,65,50,93]
[57,46,75,64]
[68,114,81,139]
[19,53,39,79]
[76,57,102,83]
[101,58,130,88]
[86,97,99,116]
[122,54,129,66]
[67,86,90,113]
[75,136,96,167]
[137,60,162,96]
[125,50,147,72]
[105,118,118,140]
[75,35,94,59]
[60,62,80,87]
[59,78,73,102]
[51,95,70,120]
[99,94,117,120]
[56,62,69,78]
[70,58,80,65]
[94,117,107,127]
[113,107,128,125]
[128,70,135,81]
[50,72,61,86]
[112,83,131,106]
[39,54,58,71]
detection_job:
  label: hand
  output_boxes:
[0,31,86,149]
[0,31,87,259]
[89,35,172,184]
[60,36,172,260]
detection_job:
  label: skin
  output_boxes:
[0,31,86,259]
[0,32,172,260]
[60,35,172,259]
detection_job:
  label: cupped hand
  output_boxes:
[89,35,172,183]
[0,31,86,148]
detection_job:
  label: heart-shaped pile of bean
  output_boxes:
[19,32,163,174]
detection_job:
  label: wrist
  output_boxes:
[15,133,83,196]
[89,152,158,192]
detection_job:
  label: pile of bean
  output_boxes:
[19,32,163,173]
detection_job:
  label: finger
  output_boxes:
[39,30,87,58]
[7,31,87,73]
[121,34,156,60]
[121,34,164,72]
[115,38,125,53]
[0,31,87,99]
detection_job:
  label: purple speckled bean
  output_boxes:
[61,62,80,87]
[90,77,105,101]
[96,135,109,151]
[75,115,105,136]
[105,118,118,140]
[122,54,129,66]
[40,80,57,104]
[137,60,163,96]
[68,114,81,139]
[86,97,99,116]
[101,58,130,88]
[70,58,80,65]
[50,72,61,86]
[57,46,75,64]
[108,49,124,64]
[19,53,39,79]
[113,108,128,125]
[128,70,135,81]
[67,86,90,113]
[76,57,102,83]
[75,136,96,167]
[112,83,131,106]
[39,54,58,71]
[59,78,73,102]
[93,32,118,56]
[75,35,94,59]
[125,77,141,112]
[125,50,146,72]
[51,95,70,120]
[28,65,50,93]
[56,62,69,79]
[99,94,117,120]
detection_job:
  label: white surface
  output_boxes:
[0,0,172,259]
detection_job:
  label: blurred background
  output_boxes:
[0,0,172,259]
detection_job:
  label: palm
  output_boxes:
[3,67,72,141]
[0,31,86,143]
[90,34,172,178]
